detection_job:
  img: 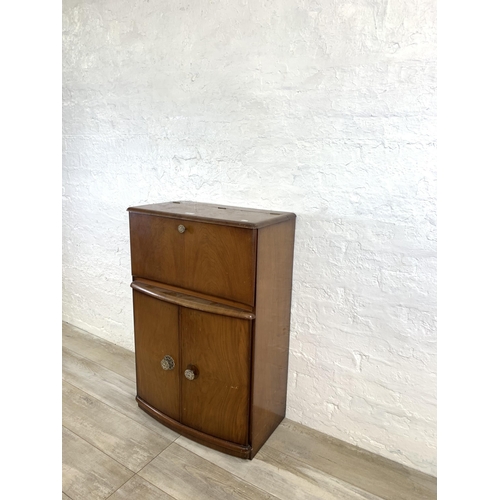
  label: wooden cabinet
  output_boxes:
[128,201,296,459]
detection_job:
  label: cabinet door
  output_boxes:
[129,213,256,306]
[180,309,251,445]
[133,290,180,421]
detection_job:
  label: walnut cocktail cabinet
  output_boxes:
[127,201,296,459]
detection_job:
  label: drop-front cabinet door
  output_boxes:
[129,213,256,306]
[133,291,180,421]
[180,309,252,445]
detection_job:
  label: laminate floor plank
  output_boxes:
[63,381,173,472]
[266,420,437,500]
[139,443,278,500]
[62,346,179,442]
[62,427,133,500]
[62,322,136,381]
[107,475,176,500]
[177,436,383,500]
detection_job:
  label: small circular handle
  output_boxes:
[184,364,199,381]
[177,224,186,233]
[160,355,175,371]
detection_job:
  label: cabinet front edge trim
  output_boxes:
[137,397,252,459]
[131,281,256,320]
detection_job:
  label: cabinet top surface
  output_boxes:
[127,201,296,228]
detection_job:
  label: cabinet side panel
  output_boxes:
[133,290,180,421]
[251,218,296,456]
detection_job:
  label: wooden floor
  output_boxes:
[62,322,437,500]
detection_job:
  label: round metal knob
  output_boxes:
[184,364,199,381]
[177,224,186,233]
[160,355,175,371]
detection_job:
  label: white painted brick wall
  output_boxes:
[62,0,437,475]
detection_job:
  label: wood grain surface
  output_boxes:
[251,218,296,457]
[136,396,251,459]
[131,280,255,319]
[266,419,437,500]
[129,212,256,305]
[62,346,179,442]
[62,427,133,500]
[128,201,296,458]
[62,322,136,381]
[139,443,276,500]
[63,381,171,472]
[127,201,294,228]
[177,436,383,500]
[130,277,254,312]
[133,290,180,421]
[180,308,251,445]
[62,322,436,500]
[107,476,175,500]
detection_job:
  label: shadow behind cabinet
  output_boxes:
[128,201,296,459]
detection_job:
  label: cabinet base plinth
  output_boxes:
[136,396,253,459]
